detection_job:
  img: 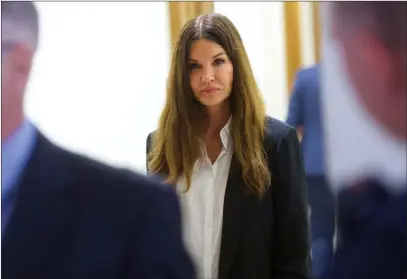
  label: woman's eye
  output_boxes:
[214,58,225,66]
[189,63,200,70]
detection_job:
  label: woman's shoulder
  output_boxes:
[147,130,158,144]
[264,115,297,147]
[147,130,157,137]
[146,130,158,154]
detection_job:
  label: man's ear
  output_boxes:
[9,43,34,77]
[392,48,406,98]
[360,31,393,90]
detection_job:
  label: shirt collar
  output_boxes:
[220,116,232,150]
[197,116,233,157]
[1,118,37,196]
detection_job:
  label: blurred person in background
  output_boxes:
[322,2,406,279]
[1,2,195,279]
[147,13,310,279]
[287,65,335,279]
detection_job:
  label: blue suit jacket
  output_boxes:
[1,132,195,279]
[286,66,325,176]
[325,180,406,279]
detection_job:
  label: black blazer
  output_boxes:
[146,116,311,279]
[2,131,195,279]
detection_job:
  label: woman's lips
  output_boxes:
[202,88,219,94]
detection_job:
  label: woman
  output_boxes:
[146,13,310,279]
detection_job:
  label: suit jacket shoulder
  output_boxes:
[53,137,195,278]
[62,140,167,195]
[146,131,155,153]
[2,132,195,279]
[298,65,318,80]
[264,115,297,151]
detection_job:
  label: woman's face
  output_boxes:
[189,39,234,108]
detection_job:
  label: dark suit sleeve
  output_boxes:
[286,70,305,128]
[128,185,196,279]
[270,128,311,279]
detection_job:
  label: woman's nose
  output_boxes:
[201,68,215,83]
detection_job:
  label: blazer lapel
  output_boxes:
[218,156,245,279]
[2,133,78,279]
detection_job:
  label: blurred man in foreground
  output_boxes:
[1,2,195,279]
[322,2,406,279]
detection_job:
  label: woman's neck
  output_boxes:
[205,103,230,136]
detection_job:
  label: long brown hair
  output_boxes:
[148,13,271,197]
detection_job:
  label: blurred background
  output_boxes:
[24,2,321,173]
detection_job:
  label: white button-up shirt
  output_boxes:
[176,118,233,279]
